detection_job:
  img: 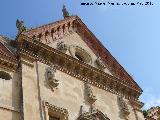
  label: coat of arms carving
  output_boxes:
[46,65,59,91]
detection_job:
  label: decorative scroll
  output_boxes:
[46,65,59,91]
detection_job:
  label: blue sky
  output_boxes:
[0,0,160,109]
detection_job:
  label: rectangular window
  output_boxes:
[43,101,68,120]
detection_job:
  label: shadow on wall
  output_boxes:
[117,96,128,119]
[12,72,21,120]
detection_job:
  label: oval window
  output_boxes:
[69,46,92,64]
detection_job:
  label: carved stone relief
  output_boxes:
[46,65,59,91]
[56,41,68,53]
[78,105,110,120]
[85,82,97,105]
[118,96,130,119]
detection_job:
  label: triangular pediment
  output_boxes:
[21,16,142,93]
[0,36,15,58]
[0,36,17,71]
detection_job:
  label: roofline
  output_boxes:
[76,16,142,92]
[21,15,142,92]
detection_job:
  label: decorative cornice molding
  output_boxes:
[130,100,144,112]
[21,15,142,93]
[0,55,18,72]
[0,103,20,113]
[78,109,110,120]
[43,101,68,120]
[0,43,18,71]
[17,35,142,101]
[75,18,142,92]
[22,16,77,42]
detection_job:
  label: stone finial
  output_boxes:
[62,5,70,18]
[16,19,26,35]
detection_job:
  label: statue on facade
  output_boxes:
[46,65,59,91]
[56,41,68,53]
[16,19,26,34]
[62,5,70,18]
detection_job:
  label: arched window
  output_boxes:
[75,52,84,62]
[0,71,12,80]
[69,46,92,64]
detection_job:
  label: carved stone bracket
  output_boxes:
[85,83,97,104]
[46,65,59,91]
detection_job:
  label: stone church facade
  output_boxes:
[0,6,145,120]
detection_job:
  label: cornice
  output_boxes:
[75,18,142,92]
[130,100,144,112]
[43,101,68,120]
[17,35,142,100]
[0,51,18,72]
[21,16,142,93]
[0,103,20,113]
[22,16,77,39]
